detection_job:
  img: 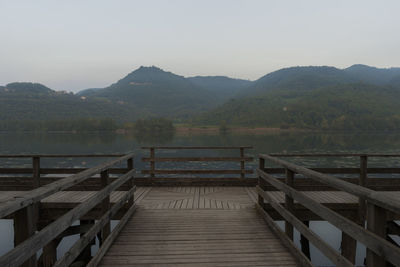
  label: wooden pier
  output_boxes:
[0,148,400,266]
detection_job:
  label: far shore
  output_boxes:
[174,126,310,135]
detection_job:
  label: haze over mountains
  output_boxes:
[1,64,400,130]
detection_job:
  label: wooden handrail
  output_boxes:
[269,153,400,157]
[257,154,400,266]
[0,153,134,219]
[141,146,252,149]
[141,147,254,181]
[259,154,400,215]
[0,154,126,158]
[0,154,135,267]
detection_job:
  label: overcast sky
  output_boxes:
[1,0,399,92]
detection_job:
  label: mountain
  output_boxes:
[78,66,219,119]
[187,76,252,100]
[344,64,400,87]
[238,66,356,97]
[0,82,137,122]
[196,65,400,130]
[196,82,400,130]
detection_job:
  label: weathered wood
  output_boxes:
[87,201,137,267]
[257,188,353,266]
[300,221,310,259]
[259,154,400,215]
[258,169,400,266]
[127,158,134,206]
[341,232,357,264]
[285,169,294,240]
[141,146,253,149]
[100,170,111,244]
[150,148,155,179]
[0,153,134,219]
[53,186,136,267]
[255,205,313,267]
[359,155,368,224]
[142,169,253,174]
[387,221,400,235]
[142,157,253,162]
[0,154,125,158]
[269,153,400,157]
[13,205,37,267]
[258,157,266,208]
[240,148,245,179]
[32,156,40,188]
[0,169,135,267]
[366,203,387,267]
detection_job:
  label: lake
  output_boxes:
[1,130,400,266]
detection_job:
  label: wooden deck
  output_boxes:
[99,187,300,266]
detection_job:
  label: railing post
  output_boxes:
[285,168,294,240]
[240,147,245,179]
[359,155,368,223]
[127,157,134,206]
[366,202,387,267]
[32,156,40,188]
[14,205,37,267]
[258,157,266,208]
[100,169,111,244]
[150,148,155,180]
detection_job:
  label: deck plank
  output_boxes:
[99,209,299,266]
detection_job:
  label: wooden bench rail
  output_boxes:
[0,154,135,267]
[257,154,400,266]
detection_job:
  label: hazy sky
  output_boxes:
[1,0,400,92]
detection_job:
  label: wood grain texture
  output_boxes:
[99,209,299,267]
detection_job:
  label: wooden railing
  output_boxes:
[140,146,253,185]
[0,153,135,267]
[257,154,400,267]
[0,154,130,191]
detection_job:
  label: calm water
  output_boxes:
[1,131,400,266]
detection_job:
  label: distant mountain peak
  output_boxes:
[3,82,54,94]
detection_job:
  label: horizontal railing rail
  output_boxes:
[0,154,133,191]
[0,153,135,267]
[141,146,254,181]
[257,154,400,266]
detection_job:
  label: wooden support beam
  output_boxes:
[127,158,134,206]
[240,147,245,179]
[100,170,110,245]
[285,169,294,240]
[14,205,37,267]
[32,156,40,188]
[41,238,59,267]
[358,155,367,223]
[341,232,357,264]
[258,157,266,209]
[300,221,310,260]
[76,220,95,264]
[150,148,155,180]
[366,203,387,267]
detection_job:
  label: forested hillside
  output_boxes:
[78,66,219,118]
[2,65,400,131]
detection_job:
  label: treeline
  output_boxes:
[196,83,400,131]
[131,118,175,135]
[0,118,118,132]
